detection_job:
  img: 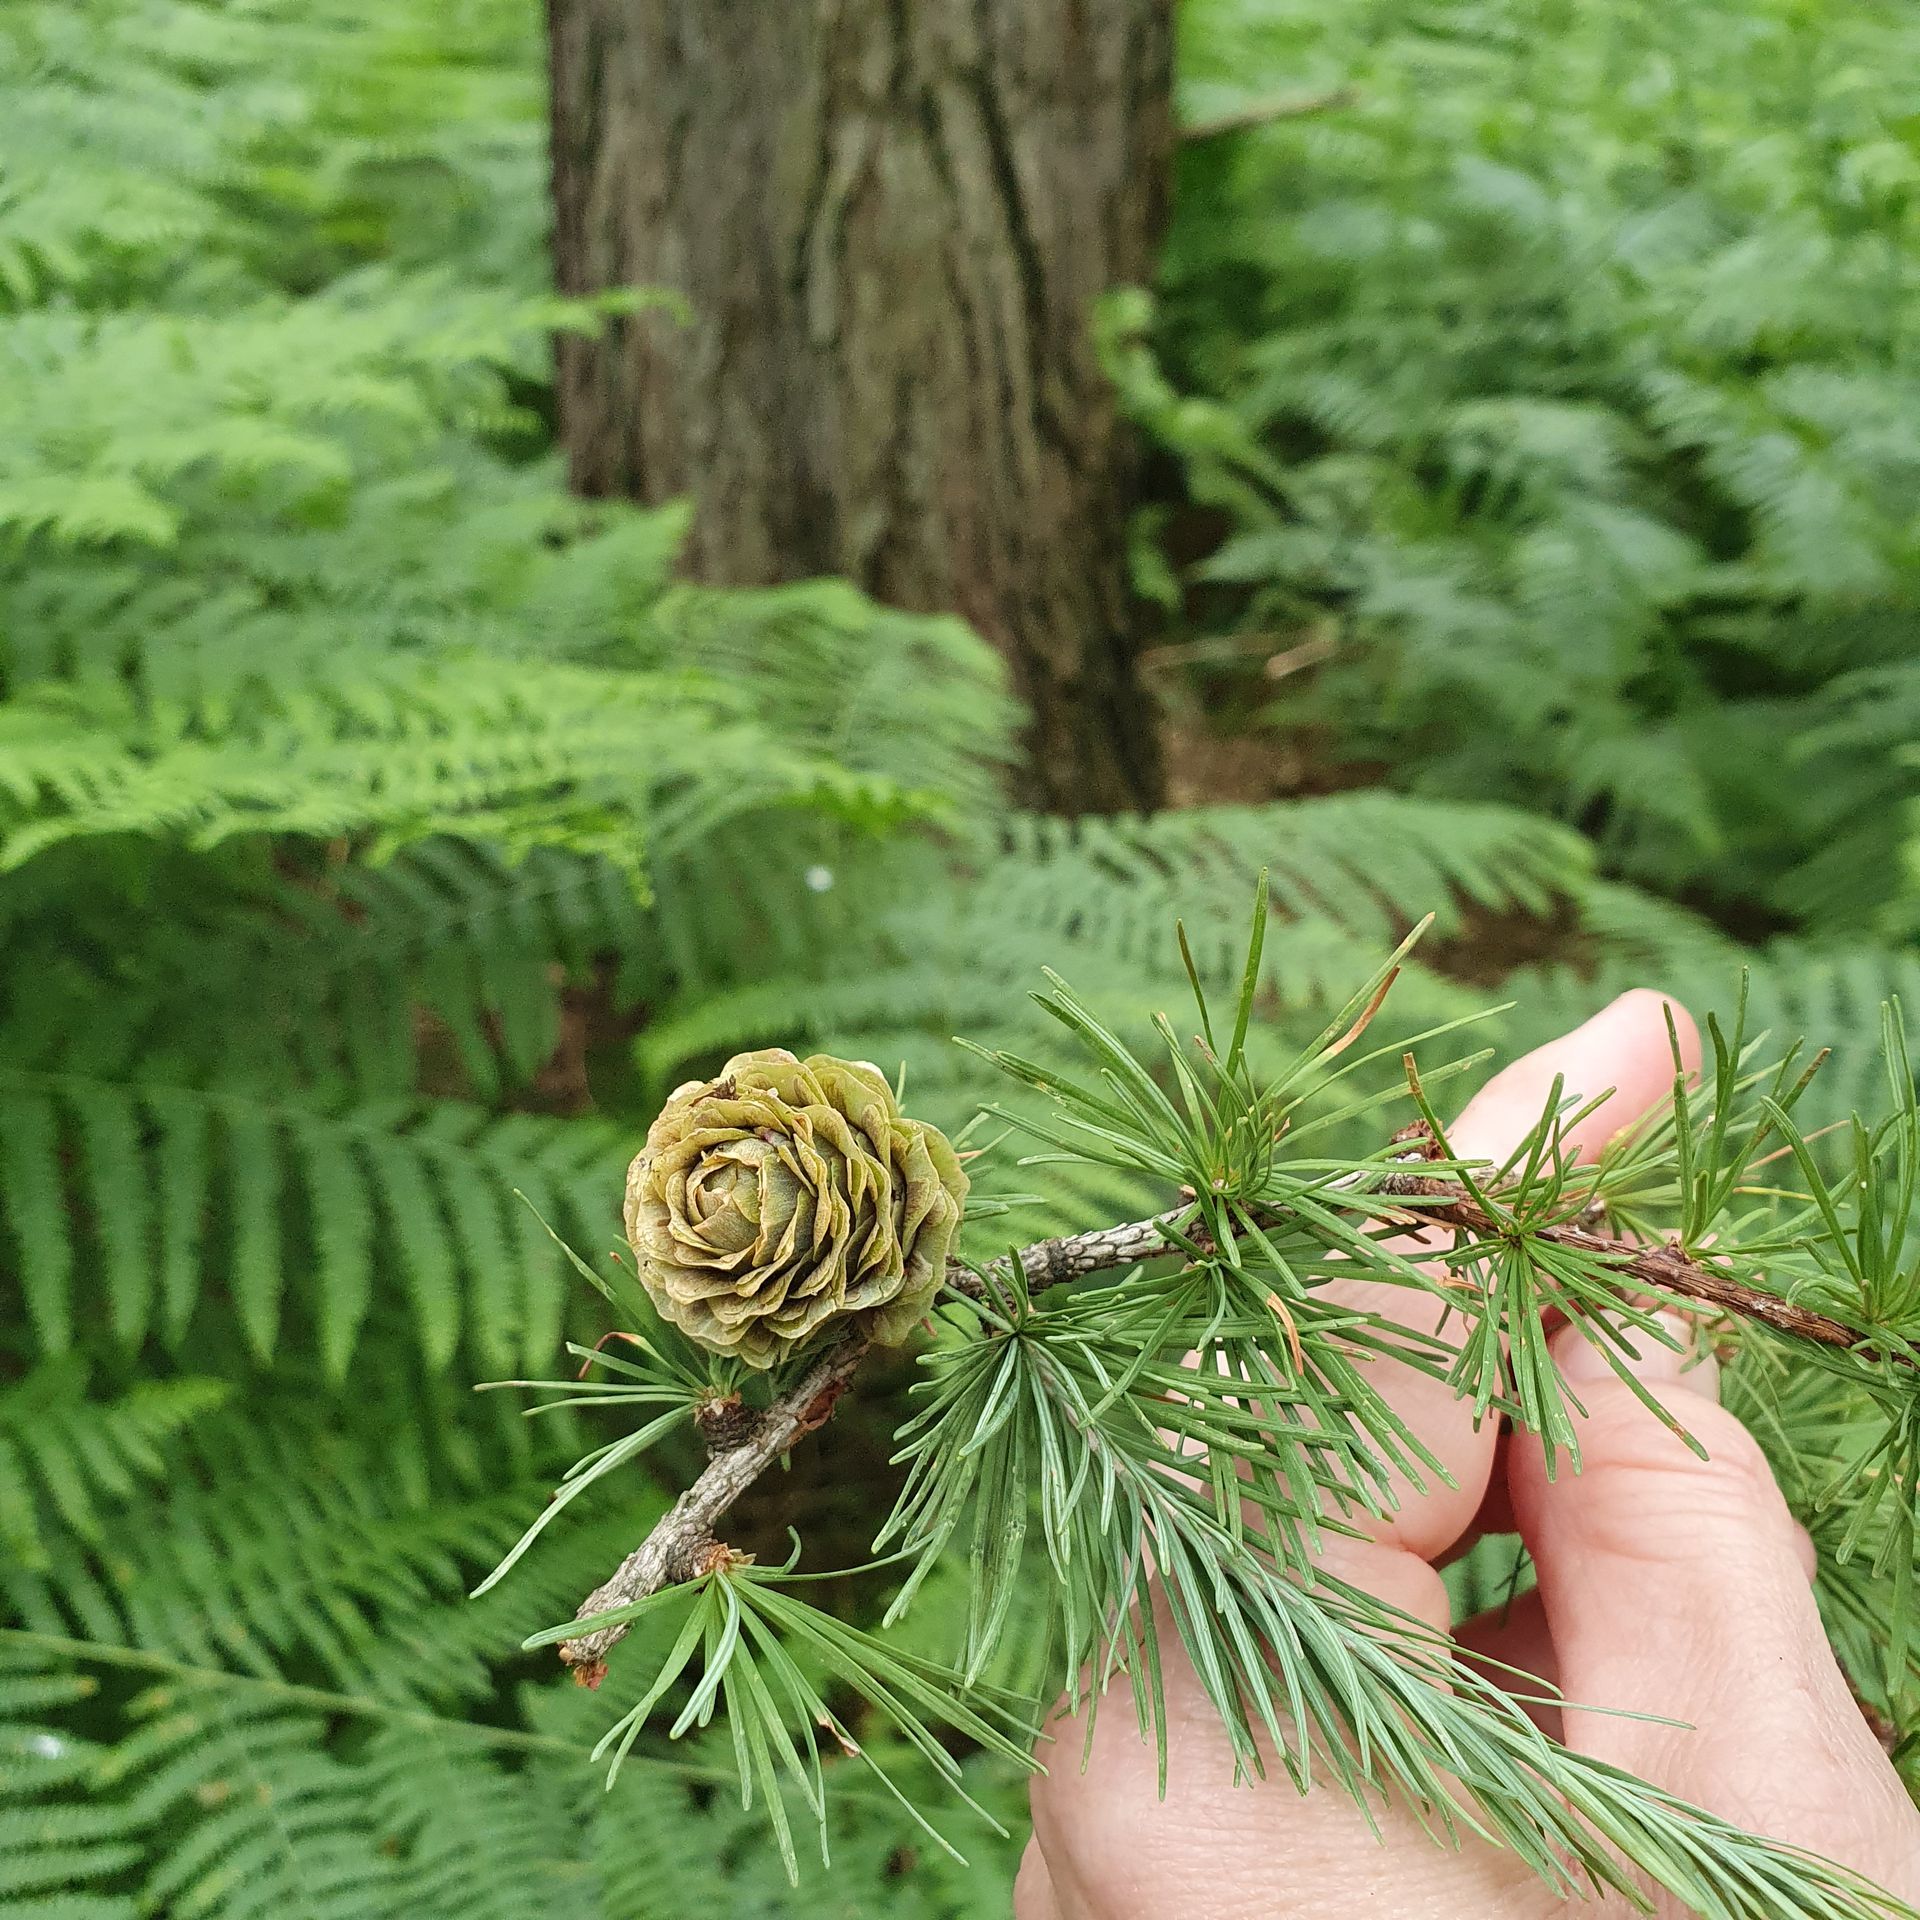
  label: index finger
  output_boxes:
[1313,989,1701,1578]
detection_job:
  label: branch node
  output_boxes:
[693,1390,762,1454]
[691,1539,752,1578]
[1381,1119,1450,1195]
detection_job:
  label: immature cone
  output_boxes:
[624,1049,968,1369]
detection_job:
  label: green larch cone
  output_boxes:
[623,1049,968,1369]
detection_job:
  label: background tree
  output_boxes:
[546,0,1174,811]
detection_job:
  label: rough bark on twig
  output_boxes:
[1409,1196,1868,1352]
[559,1332,871,1678]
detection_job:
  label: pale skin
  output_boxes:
[1014,992,1920,1920]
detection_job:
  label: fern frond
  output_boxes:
[0,1649,142,1920]
[362,1729,581,1920]
[115,1687,399,1920]
[0,1361,231,1572]
[1152,0,1920,917]
[0,1062,624,1372]
[640,792,1588,1086]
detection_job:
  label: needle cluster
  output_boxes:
[486,884,1920,1918]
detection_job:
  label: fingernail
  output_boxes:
[1557,1309,1720,1402]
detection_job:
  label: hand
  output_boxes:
[1014,992,1920,1919]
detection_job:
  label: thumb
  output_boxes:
[1510,1315,1918,1889]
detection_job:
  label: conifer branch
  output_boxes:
[554,1222,1185,1671]
[557,1331,871,1679]
[558,1178,1883,1673]
[1406,1192,1871,1352]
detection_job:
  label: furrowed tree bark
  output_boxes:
[546,0,1173,812]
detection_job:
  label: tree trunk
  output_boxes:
[546,0,1172,812]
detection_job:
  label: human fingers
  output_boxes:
[1013,1838,1064,1919]
[1019,996,1707,1920]
[1022,1586,1558,1920]
[1102,1003,1695,1731]
[1454,1586,1562,1737]
[1510,1316,1920,1903]
[1316,989,1701,1575]
[1445,989,1699,1167]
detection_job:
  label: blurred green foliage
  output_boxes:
[1146,0,1920,936]
[0,2,1023,1910]
[1,0,1915,1913]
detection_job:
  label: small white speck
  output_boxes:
[27,1733,66,1759]
[803,865,834,893]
